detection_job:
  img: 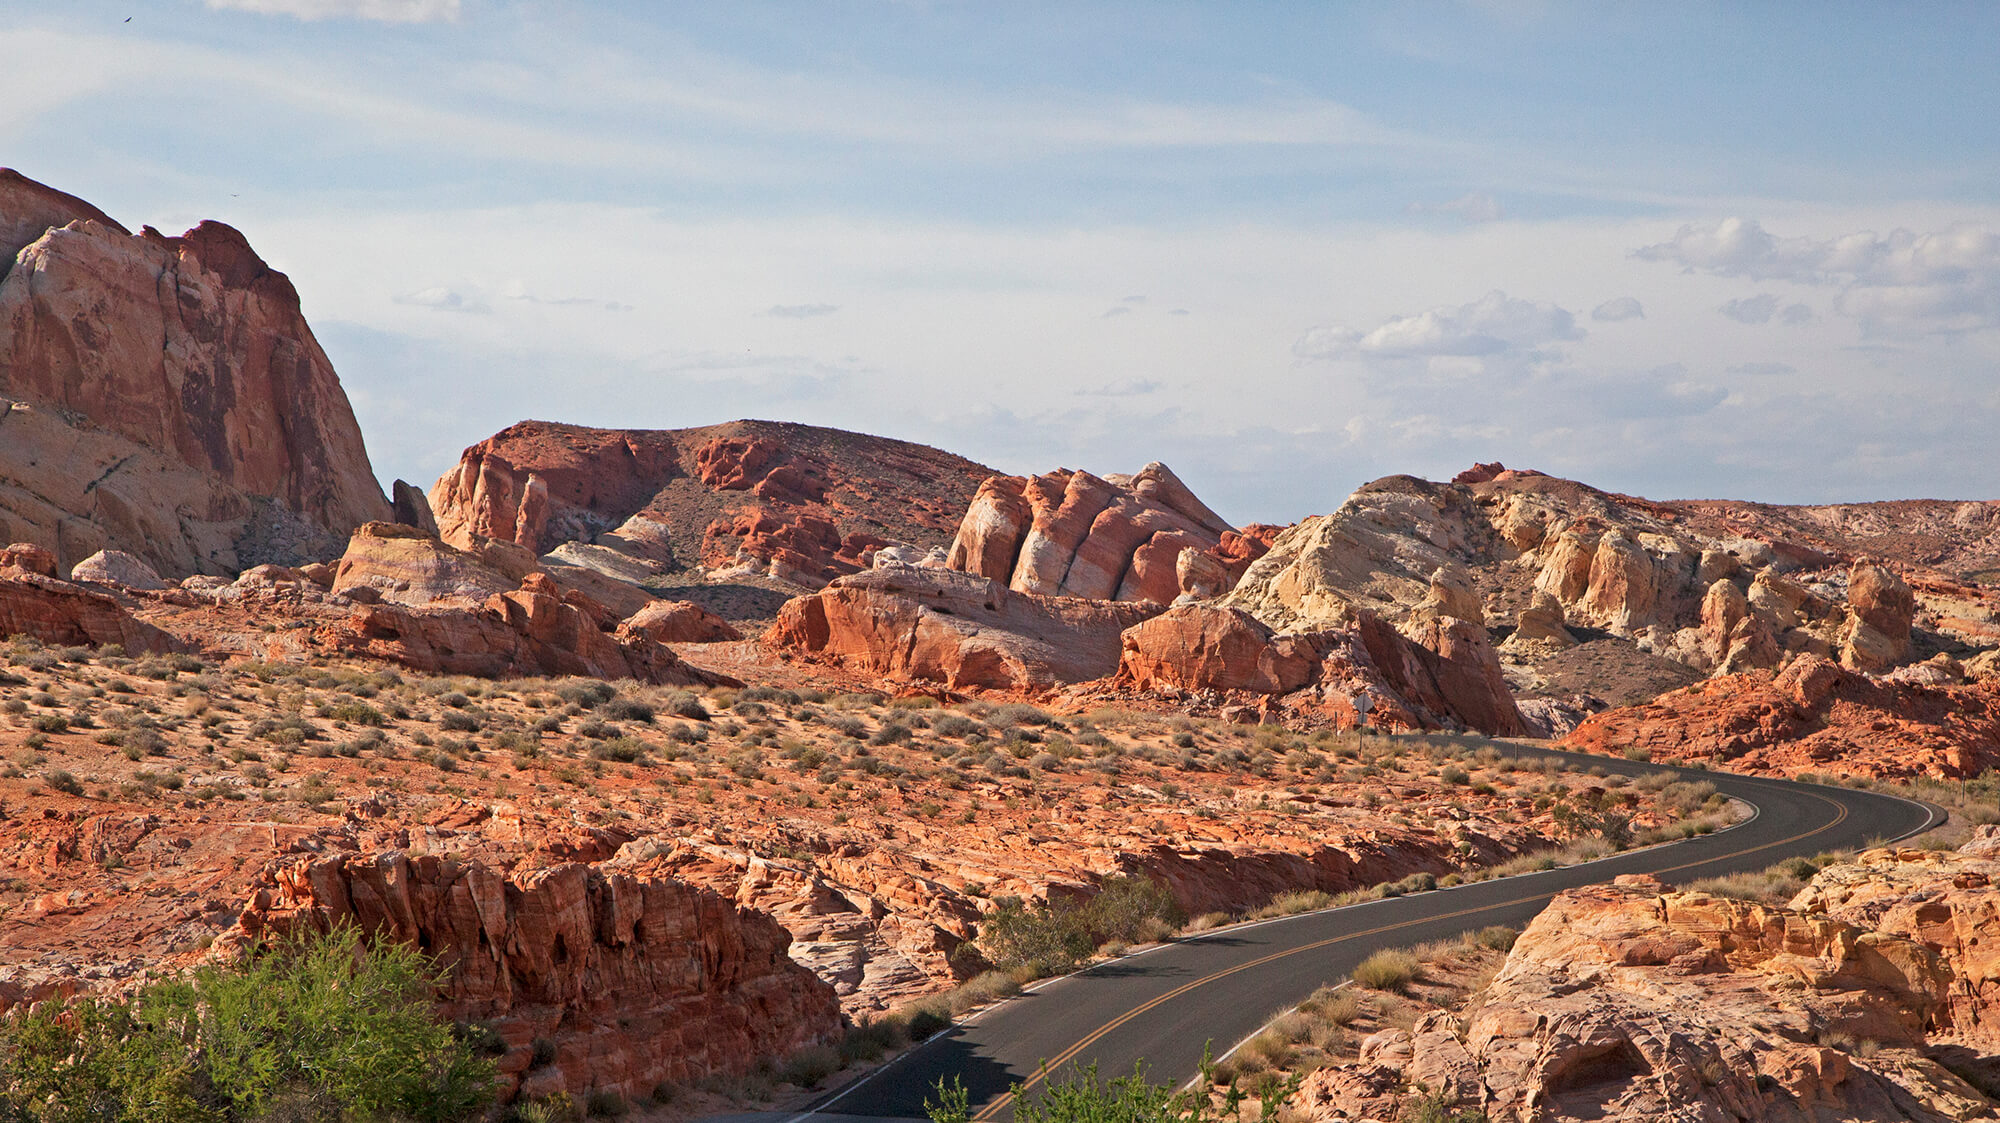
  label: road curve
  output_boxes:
[806,746,1943,1122]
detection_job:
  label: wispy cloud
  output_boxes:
[205,0,460,23]
[1591,296,1644,322]
[1407,192,1502,222]
[1075,378,1162,397]
[763,303,841,319]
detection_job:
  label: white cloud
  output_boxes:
[1719,294,1781,324]
[1295,290,1581,364]
[1726,361,1796,376]
[1591,296,1644,322]
[392,285,487,312]
[1637,217,2000,334]
[1777,301,1815,325]
[763,303,841,319]
[1407,192,1503,222]
[205,0,460,22]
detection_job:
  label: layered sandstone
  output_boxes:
[0,545,178,654]
[0,170,390,576]
[946,463,1268,604]
[235,851,843,1102]
[430,419,993,590]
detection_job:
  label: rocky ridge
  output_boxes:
[428,419,995,597]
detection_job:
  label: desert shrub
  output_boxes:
[931,713,980,739]
[42,770,83,797]
[325,701,387,726]
[1466,925,1518,952]
[0,925,492,1120]
[904,1006,952,1040]
[600,699,654,724]
[660,691,709,721]
[589,738,646,764]
[1352,948,1420,991]
[555,681,615,708]
[979,877,1183,978]
[988,703,1053,729]
[439,711,481,733]
[778,1045,841,1088]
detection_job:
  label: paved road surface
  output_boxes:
[781,746,1942,1123]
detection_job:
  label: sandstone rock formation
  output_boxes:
[622,598,742,644]
[0,545,178,653]
[766,563,1162,690]
[330,521,519,606]
[1843,562,1917,672]
[1297,870,1992,1123]
[0,170,390,576]
[234,850,843,1102]
[1561,653,2000,779]
[946,463,1266,604]
[1116,604,1528,736]
[430,419,992,589]
[1213,463,1995,727]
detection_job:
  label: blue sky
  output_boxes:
[7,1,2000,523]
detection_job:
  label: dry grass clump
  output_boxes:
[1351,948,1420,991]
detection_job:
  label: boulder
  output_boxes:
[1117,606,1321,695]
[389,478,439,536]
[1842,562,1916,672]
[68,550,166,591]
[623,599,742,644]
[1511,589,1574,647]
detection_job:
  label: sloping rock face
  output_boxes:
[623,598,742,644]
[430,419,993,589]
[0,170,390,576]
[766,563,1161,689]
[945,463,1269,604]
[1297,862,2000,1123]
[0,547,178,654]
[234,850,842,1102]
[1560,653,2000,779]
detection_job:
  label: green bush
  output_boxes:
[978,877,1184,979]
[0,925,494,1121]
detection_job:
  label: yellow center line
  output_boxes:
[969,790,1850,1122]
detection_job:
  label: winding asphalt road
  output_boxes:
[790,746,1943,1123]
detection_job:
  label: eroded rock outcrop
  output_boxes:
[0,170,390,576]
[946,463,1265,604]
[1297,871,1988,1123]
[234,851,842,1102]
[430,419,992,589]
[0,545,178,653]
[1116,604,1528,736]
[1561,654,2000,779]
[766,563,1161,689]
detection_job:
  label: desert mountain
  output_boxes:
[0,169,391,577]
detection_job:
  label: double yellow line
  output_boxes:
[970,789,1849,1122]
